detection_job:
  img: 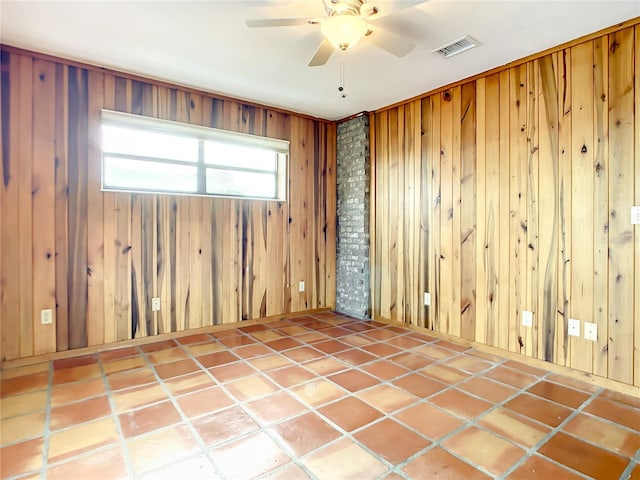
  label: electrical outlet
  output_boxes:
[568,318,580,337]
[522,310,533,327]
[584,322,598,341]
[152,297,161,311]
[423,292,431,306]
[298,281,305,292]
[631,206,640,225]
[41,309,53,325]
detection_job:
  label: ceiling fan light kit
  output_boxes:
[321,14,368,51]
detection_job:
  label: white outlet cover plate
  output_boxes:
[632,206,640,225]
[298,281,305,292]
[152,297,161,311]
[568,318,580,337]
[522,310,533,327]
[424,292,431,306]
[41,309,53,325]
[584,321,598,341]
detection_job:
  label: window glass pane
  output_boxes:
[104,156,198,192]
[206,168,276,198]
[204,141,277,172]
[103,125,198,163]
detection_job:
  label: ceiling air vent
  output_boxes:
[431,35,480,59]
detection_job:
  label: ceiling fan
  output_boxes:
[246,0,420,66]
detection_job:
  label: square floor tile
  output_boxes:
[584,397,640,432]
[249,354,293,371]
[387,336,424,349]
[354,418,430,464]
[0,411,45,444]
[251,330,285,342]
[443,426,525,476]
[233,344,273,359]
[176,386,235,419]
[245,392,307,425]
[599,389,640,409]
[503,360,547,377]
[47,445,128,480]
[49,395,111,431]
[538,431,628,479]
[53,355,98,370]
[506,455,583,480]
[361,343,402,358]
[164,371,215,396]
[99,346,141,362]
[260,462,310,479]
[52,364,102,385]
[318,396,383,432]
[225,374,279,401]
[394,402,464,440]
[420,364,469,384]
[107,368,157,392]
[458,376,517,404]
[186,342,226,357]
[138,455,219,480]
[119,401,182,438]
[140,340,177,353]
[147,348,189,365]
[403,447,491,480]
[302,357,349,376]
[154,358,200,380]
[360,360,409,381]
[210,431,290,479]
[291,379,347,407]
[192,406,258,445]
[334,349,377,366]
[389,352,434,370]
[102,356,147,375]
[282,346,325,363]
[266,365,317,388]
[176,333,213,345]
[113,383,168,413]
[328,369,379,392]
[341,334,376,348]
[302,437,387,479]
[266,337,303,352]
[0,390,47,419]
[392,373,447,398]
[126,424,199,475]
[51,378,106,407]
[197,351,240,368]
[48,417,119,463]
[504,393,572,428]
[0,437,44,478]
[363,329,398,341]
[209,361,256,383]
[271,411,341,456]
[562,413,640,457]
[526,380,590,408]
[312,340,352,355]
[356,385,417,414]
[478,408,551,448]
[430,389,493,419]
[485,366,537,389]
[444,355,493,374]
[218,335,256,349]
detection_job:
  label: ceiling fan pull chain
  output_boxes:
[339,54,347,98]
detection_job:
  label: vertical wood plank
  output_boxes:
[498,70,511,350]
[474,78,486,343]
[1,51,21,361]
[439,91,454,335]
[634,25,640,387]
[570,42,595,373]
[592,35,609,378]
[607,28,634,385]
[86,70,104,346]
[32,59,57,355]
[460,82,476,340]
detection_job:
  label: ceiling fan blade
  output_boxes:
[246,18,315,28]
[368,27,415,57]
[308,38,334,67]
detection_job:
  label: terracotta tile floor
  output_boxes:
[1,312,640,480]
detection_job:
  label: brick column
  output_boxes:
[336,114,370,319]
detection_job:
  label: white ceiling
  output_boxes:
[1,1,638,120]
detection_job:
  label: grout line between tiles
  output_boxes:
[98,347,138,479]
[36,360,54,480]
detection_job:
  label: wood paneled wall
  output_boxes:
[371,23,640,386]
[0,48,336,361]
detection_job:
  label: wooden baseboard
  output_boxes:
[0,308,332,370]
[373,315,640,399]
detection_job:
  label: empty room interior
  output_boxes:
[1,1,640,479]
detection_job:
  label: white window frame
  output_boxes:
[101,109,289,201]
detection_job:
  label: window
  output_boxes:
[101,110,288,201]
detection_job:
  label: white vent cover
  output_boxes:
[431,35,480,58]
